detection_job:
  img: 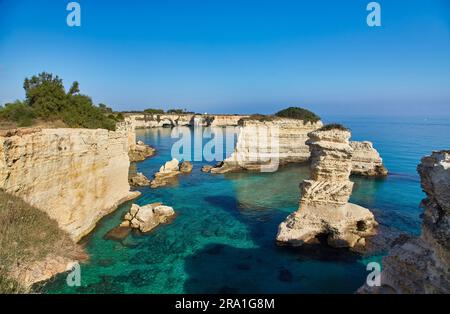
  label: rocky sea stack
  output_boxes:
[277,126,378,249]
[360,150,450,293]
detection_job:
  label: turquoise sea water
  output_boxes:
[44,116,450,293]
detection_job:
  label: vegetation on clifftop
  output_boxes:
[0,72,122,130]
[239,107,320,124]
[318,123,350,132]
[0,190,84,293]
[275,107,321,123]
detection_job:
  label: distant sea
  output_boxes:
[44,116,450,293]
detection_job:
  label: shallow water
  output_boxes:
[44,116,450,293]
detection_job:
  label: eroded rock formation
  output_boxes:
[350,141,388,177]
[179,161,193,173]
[129,172,151,187]
[360,150,450,293]
[129,140,156,162]
[121,202,175,233]
[213,118,323,173]
[210,118,387,176]
[124,114,249,129]
[276,127,378,249]
[0,128,139,242]
[150,158,181,188]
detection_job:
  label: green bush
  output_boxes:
[0,101,36,127]
[238,114,274,125]
[144,108,165,114]
[318,123,350,132]
[62,95,116,130]
[116,113,124,121]
[167,108,194,114]
[275,107,320,123]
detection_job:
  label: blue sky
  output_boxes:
[0,0,449,117]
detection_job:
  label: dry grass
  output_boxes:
[0,189,85,293]
[0,118,68,130]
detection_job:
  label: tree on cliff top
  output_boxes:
[275,107,321,123]
[1,72,119,130]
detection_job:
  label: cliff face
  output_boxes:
[350,141,388,176]
[124,114,249,129]
[0,128,139,242]
[361,151,449,293]
[210,119,387,176]
[209,115,248,127]
[276,128,378,249]
[212,118,323,173]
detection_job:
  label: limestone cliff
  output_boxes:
[360,150,449,293]
[211,118,323,173]
[0,128,139,242]
[276,127,378,249]
[124,113,249,129]
[209,119,387,176]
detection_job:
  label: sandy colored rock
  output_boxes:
[214,118,323,173]
[0,128,140,242]
[150,158,189,188]
[201,165,214,173]
[350,141,388,177]
[129,172,151,186]
[179,161,193,173]
[123,114,249,129]
[277,127,378,249]
[122,202,175,233]
[359,150,450,293]
[128,141,155,162]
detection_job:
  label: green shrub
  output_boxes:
[318,123,349,132]
[167,108,194,114]
[144,108,165,114]
[116,113,124,121]
[62,95,116,130]
[0,101,36,127]
[238,114,275,124]
[275,107,320,123]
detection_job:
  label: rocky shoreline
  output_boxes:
[359,150,450,293]
[1,115,447,294]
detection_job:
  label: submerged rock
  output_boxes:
[129,172,151,187]
[104,226,131,241]
[277,127,378,249]
[122,203,175,233]
[359,150,450,294]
